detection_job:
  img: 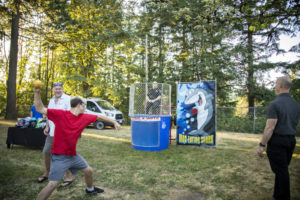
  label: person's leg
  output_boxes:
[69,153,103,194]
[60,170,73,186]
[37,154,69,199]
[65,170,73,180]
[67,154,92,187]
[146,102,152,114]
[81,166,104,194]
[267,136,290,200]
[38,136,53,182]
[81,166,93,188]
[37,181,59,200]
[287,136,296,166]
[44,154,51,176]
[153,101,160,114]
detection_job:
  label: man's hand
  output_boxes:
[114,122,121,131]
[257,146,264,157]
[43,127,50,136]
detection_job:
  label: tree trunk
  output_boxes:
[158,6,164,82]
[38,35,42,80]
[46,49,55,102]
[43,44,49,104]
[5,1,20,120]
[247,28,255,116]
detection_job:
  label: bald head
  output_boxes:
[277,76,292,89]
[276,76,291,93]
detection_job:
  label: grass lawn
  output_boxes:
[0,121,299,200]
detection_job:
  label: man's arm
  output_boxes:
[97,114,121,131]
[146,91,151,102]
[153,95,161,102]
[34,88,47,115]
[153,89,162,102]
[30,106,33,117]
[257,118,277,157]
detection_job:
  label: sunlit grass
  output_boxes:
[0,121,299,200]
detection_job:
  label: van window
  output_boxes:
[96,100,115,110]
[87,101,101,113]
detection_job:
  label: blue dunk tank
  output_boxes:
[129,83,172,151]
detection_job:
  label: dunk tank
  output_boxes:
[129,83,172,151]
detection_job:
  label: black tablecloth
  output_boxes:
[6,127,46,148]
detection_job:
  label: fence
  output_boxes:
[217,107,300,136]
[129,83,172,116]
[217,107,267,134]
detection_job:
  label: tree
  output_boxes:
[5,0,20,120]
[139,0,238,105]
[228,0,299,111]
[3,0,44,119]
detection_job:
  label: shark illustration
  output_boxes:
[183,88,214,136]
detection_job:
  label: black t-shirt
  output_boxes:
[267,93,300,135]
[148,88,161,100]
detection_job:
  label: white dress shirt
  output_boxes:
[48,93,71,137]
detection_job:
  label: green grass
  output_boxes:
[0,122,300,200]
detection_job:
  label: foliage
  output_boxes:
[226,0,299,108]
[0,0,299,118]
[217,107,267,134]
[291,78,300,103]
[0,82,7,116]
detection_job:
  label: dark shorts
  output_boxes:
[49,153,88,181]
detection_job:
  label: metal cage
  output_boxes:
[129,83,172,116]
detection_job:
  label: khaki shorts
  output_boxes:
[42,136,53,155]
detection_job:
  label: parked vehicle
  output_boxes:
[85,98,124,130]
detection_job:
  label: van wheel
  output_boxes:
[95,121,105,130]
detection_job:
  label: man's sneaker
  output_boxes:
[86,186,104,195]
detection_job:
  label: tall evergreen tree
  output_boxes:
[228,0,299,110]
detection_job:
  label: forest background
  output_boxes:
[1,0,299,125]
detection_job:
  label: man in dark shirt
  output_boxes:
[257,76,300,200]
[146,82,162,115]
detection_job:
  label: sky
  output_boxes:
[269,33,299,63]
[264,33,300,83]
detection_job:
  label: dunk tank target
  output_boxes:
[129,83,172,151]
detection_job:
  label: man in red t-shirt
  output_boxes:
[34,87,121,200]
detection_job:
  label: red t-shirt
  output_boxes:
[47,109,97,156]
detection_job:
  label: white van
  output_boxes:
[85,98,124,130]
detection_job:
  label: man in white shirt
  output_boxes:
[37,82,73,187]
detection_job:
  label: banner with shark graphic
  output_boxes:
[176,81,216,147]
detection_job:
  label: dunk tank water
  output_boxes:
[131,115,171,151]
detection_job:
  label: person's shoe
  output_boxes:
[85,186,104,195]
[37,176,48,183]
[61,180,73,187]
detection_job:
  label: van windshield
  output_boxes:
[96,100,115,110]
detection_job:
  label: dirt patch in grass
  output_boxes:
[166,187,203,200]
